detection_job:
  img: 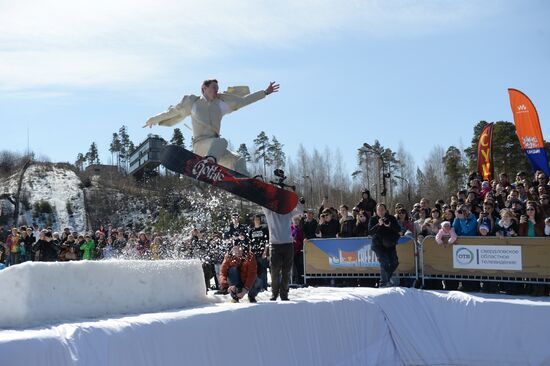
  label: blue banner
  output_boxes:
[526,148,550,177]
[308,236,413,269]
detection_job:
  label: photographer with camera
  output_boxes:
[319,209,339,238]
[368,203,401,287]
[219,245,262,303]
[452,205,478,236]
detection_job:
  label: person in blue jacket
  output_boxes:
[452,204,478,236]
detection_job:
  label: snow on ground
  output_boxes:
[1,262,550,366]
[18,165,87,232]
[0,260,208,329]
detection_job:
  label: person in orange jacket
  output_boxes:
[219,245,262,303]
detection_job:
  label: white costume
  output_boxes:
[145,86,266,174]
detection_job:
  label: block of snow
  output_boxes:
[0,260,208,328]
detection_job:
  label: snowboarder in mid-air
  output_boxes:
[144,79,279,174]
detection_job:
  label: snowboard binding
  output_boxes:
[270,169,296,191]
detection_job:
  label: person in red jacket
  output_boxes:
[219,245,262,303]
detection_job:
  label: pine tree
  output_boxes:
[75,153,86,171]
[118,125,134,171]
[86,142,100,165]
[443,146,466,194]
[358,140,399,202]
[171,128,185,147]
[268,136,286,169]
[253,131,271,177]
[237,143,251,162]
[128,141,136,155]
[109,133,122,167]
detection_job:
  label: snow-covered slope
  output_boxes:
[20,165,87,232]
[0,164,87,232]
[1,282,549,365]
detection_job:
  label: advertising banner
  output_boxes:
[508,88,550,176]
[305,236,415,275]
[453,245,522,270]
[477,123,494,181]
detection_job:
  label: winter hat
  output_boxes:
[482,181,490,189]
[441,221,451,228]
[479,224,490,232]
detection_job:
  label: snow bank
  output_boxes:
[1,286,550,365]
[0,260,208,328]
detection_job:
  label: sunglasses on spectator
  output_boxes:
[526,208,535,211]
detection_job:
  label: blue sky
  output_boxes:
[1,0,549,175]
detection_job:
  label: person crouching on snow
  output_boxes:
[219,245,262,303]
[435,221,457,246]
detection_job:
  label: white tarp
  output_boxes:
[0,260,208,328]
[0,289,401,366]
[1,261,550,366]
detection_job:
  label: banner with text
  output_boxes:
[508,88,550,176]
[477,123,494,181]
[453,245,522,270]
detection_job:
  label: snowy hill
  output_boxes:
[0,163,87,232]
[0,161,244,237]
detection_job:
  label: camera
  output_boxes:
[274,169,286,180]
[270,168,296,191]
[382,217,390,225]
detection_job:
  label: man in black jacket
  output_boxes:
[301,209,318,239]
[319,209,339,238]
[356,190,377,218]
[35,231,59,262]
[368,203,401,287]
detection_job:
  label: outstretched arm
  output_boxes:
[223,81,280,112]
[143,95,198,128]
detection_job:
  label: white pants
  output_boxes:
[193,137,247,175]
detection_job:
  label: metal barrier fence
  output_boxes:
[421,235,550,285]
[303,236,417,285]
[303,236,550,286]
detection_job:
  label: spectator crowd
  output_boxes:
[1,169,549,297]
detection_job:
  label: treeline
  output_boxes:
[69,120,545,211]
[236,120,545,210]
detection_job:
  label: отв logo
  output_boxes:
[456,247,474,265]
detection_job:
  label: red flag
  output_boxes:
[477,123,494,181]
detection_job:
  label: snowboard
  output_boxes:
[160,145,299,214]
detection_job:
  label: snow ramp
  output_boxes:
[1,268,550,365]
